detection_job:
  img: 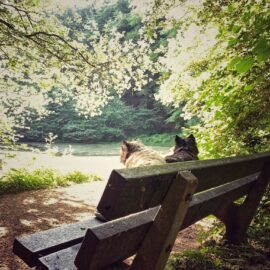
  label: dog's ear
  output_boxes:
[120,140,130,164]
[187,134,197,145]
[122,140,132,151]
[175,135,186,146]
[187,134,196,142]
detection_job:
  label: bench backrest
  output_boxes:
[71,152,270,270]
[97,152,270,220]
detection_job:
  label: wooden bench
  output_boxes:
[13,152,270,270]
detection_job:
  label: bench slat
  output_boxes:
[37,173,258,270]
[98,152,269,220]
[181,173,259,229]
[13,218,102,267]
[39,207,158,270]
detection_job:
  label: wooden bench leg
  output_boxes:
[130,171,198,270]
[215,162,270,244]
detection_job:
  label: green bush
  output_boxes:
[138,133,175,147]
[0,168,100,194]
[64,171,101,183]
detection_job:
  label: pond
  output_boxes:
[25,142,171,156]
[1,142,172,179]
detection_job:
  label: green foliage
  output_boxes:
[167,249,222,270]
[152,0,270,157]
[167,242,270,270]
[248,185,270,245]
[138,133,175,147]
[0,168,99,194]
[1,0,159,145]
[13,0,178,144]
[64,171,101,183]
[20,94,176,143]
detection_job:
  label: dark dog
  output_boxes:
[120,140,165,168]
[165,134,199,163]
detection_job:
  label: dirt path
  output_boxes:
[0,181,202,270]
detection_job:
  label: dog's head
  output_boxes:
[120,140,145,164]
[165,134,199,163]
[175,134,198,154]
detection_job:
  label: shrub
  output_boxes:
[138,133,175,147]
[0,168,100,194]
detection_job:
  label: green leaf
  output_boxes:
[227,56,241,70]
[232,25,241,33]
[244,83,255,92]
[215,111,222,119]
[253,38,270,62]
[242,12,251,22]
[228,37,238,47]
[235,56,254,74]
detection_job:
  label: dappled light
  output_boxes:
[0,185,100,269]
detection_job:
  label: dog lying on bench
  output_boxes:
[165,134,199,163]
[120,140,165,168]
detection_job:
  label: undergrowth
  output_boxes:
[167,186,270,270]
[0,168,101,194]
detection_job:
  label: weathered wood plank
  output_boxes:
[38,244,80,270]
[96,169,174,221]
[38,173,258,270]
[98,152,270,220]
[13,218,102,267]
[39,243,130,270]
[215,160,270,244]
[181,173,259,229]
[39,207,158,270]
[130,171,198,270]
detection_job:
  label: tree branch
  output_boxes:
[25,31,96,67]
[0,18,15,29]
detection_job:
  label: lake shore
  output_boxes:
[1,151,124,180]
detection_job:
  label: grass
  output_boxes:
[167,249,223,270]
[0,168,101,195]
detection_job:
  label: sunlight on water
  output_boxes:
[26,142,171,156]
[1,143,171,180]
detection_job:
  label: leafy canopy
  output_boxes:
[139,0,270,157]
[0,0,159,143]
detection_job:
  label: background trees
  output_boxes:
[1,0,161,144]
[1,0,269,157]
[15,0,179,144]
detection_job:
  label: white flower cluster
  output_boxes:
[69,21,158,116]
[156,23,218,108]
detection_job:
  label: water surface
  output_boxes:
[26,142,171,156]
